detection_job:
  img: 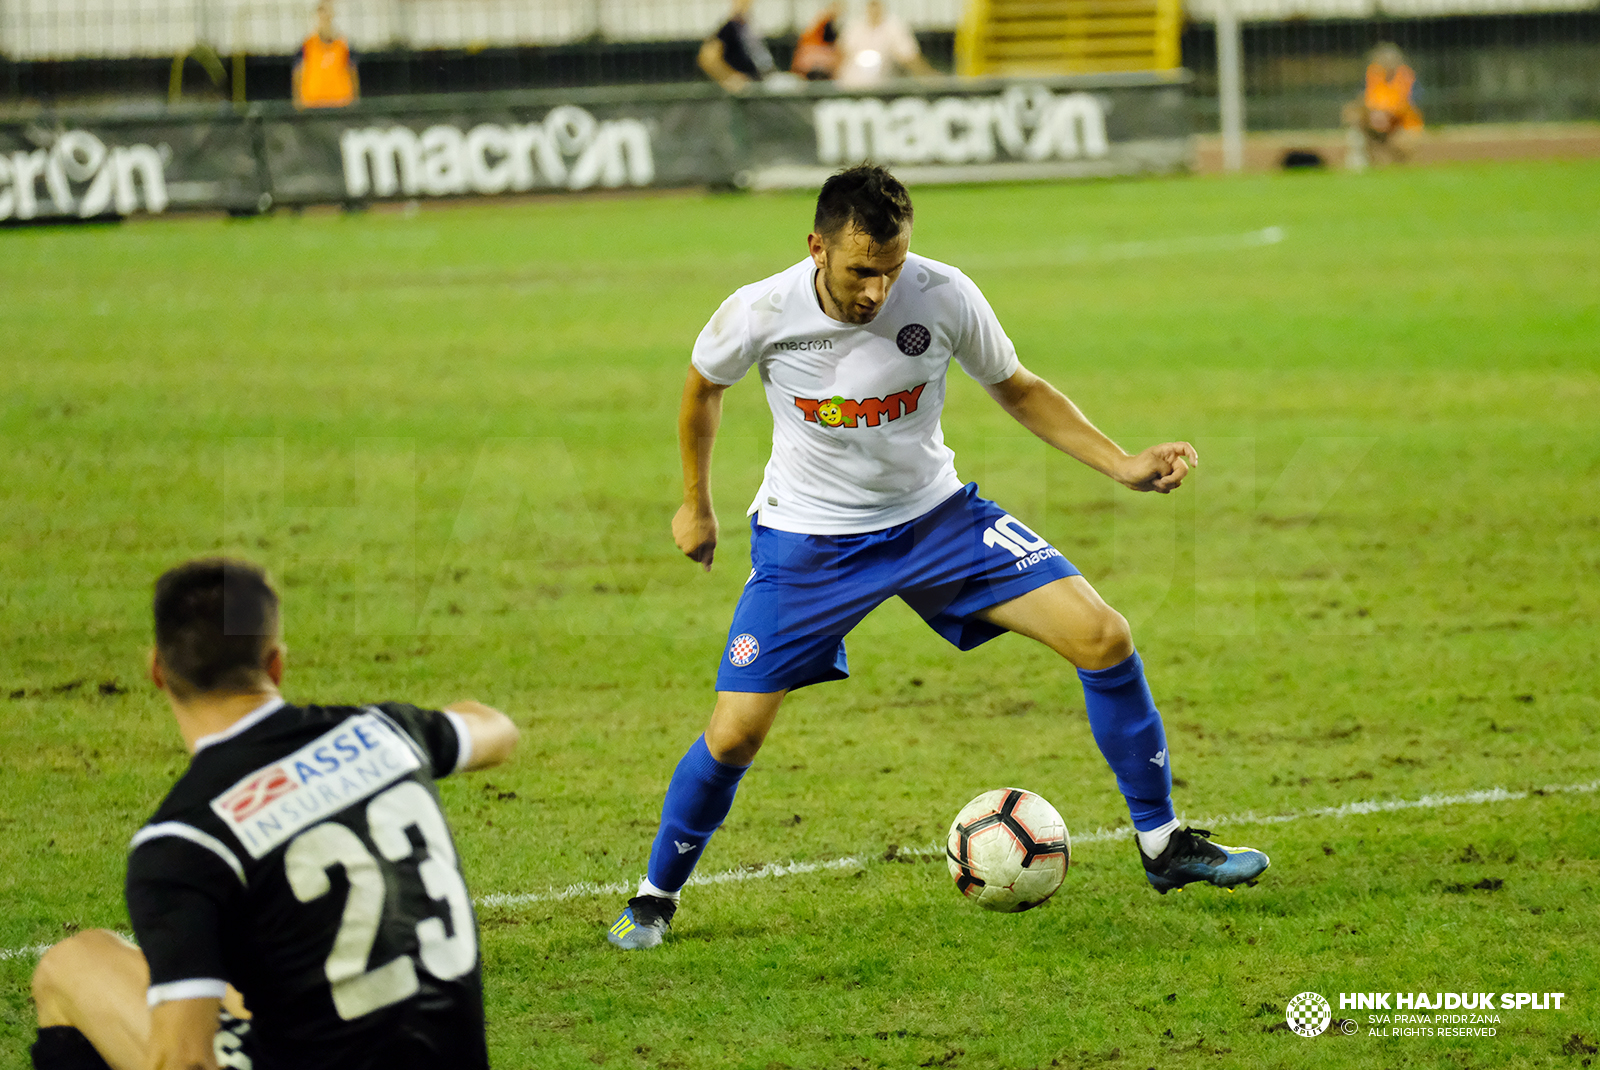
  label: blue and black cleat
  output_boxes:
[1139,827,1270,894]
[607,894,677,949]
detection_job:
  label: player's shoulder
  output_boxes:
[905,251,976,288]
[139,700,446,867]
[900,252,985,315]
[729,257,812,311]
[143,701,431,826]
[705,258,813,347]
[140,702,340,815]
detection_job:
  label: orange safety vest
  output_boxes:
[1365,64,1422,127]
[791,15,839,77]
[297,34,355,108]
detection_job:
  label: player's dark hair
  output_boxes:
[814,164,913,246]
[153,558,280,698]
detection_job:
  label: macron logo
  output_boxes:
[674,840,697,855]
[1149,749,1167,768]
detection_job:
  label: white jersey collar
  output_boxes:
[193,696,288,754]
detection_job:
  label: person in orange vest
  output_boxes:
[293,0,358,109]
[791,4,841,81]
[1342,43,1422,169]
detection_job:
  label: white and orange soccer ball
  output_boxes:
[945,788,1070,912]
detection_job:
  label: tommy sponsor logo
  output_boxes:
[796,383,926,429]
[771,339,834,352]
[210,713,422,859]
[729,633,760,667]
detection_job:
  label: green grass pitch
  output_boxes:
[1,159,1597,1069]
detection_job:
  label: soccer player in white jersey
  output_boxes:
[608,165,1269,950]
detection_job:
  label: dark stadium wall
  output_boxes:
[3,19,1594,128]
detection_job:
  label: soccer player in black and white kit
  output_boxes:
[29,559,518,1070]
[609,165,1269,949]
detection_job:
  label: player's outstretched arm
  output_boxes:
[675,365,727,571]
[444,700,519,770]
[984,365,1198,494]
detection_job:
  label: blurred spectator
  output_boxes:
[698,0,776,93]
[1342,43,1423,168]
[835,0,938,88]
[791,4,842,81]
[292,1,358,109]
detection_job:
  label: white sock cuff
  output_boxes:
[638,877,681,902]
[1138,818,1182,859]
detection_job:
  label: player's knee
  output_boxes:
[31,934,91,1021]
[33,930,125,992]
[1075,606,1133,669]
[34,930,139,1026]
[705,723,766,765]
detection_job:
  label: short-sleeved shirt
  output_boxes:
[691,253,1019,535]
[835,15,921,87]
[715,17,774,80]
[125,698,488,1070]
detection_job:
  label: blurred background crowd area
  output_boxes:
[2,0,1596,131]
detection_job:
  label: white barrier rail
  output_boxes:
[5,0,1592,63]
[0,0,963,61]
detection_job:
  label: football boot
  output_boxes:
[607,894,677,949]
[1139,826,1270,894]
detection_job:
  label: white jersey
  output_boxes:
[691,252,1019,535]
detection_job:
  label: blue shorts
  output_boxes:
[716,484,1081,693]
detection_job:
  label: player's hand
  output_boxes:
[1116,442,1198,494]
[673,503,718,571]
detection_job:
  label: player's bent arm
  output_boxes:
[147,997,221,1070]
[984,366,1131,477]
[676,365,727,569]
[697,38,747,92]
[444,701,519,770]
[984,366,1198,494]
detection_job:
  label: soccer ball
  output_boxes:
[945,788,1070,912]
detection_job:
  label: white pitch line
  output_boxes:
[476,775,1598,908]
[960,225,1286,270]
[3,776,1594,963]
[0,943,53,963]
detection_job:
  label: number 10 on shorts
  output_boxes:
[982,515,1049,559]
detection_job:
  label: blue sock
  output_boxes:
[645,735,751,895]
[1077,651,1177,832]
